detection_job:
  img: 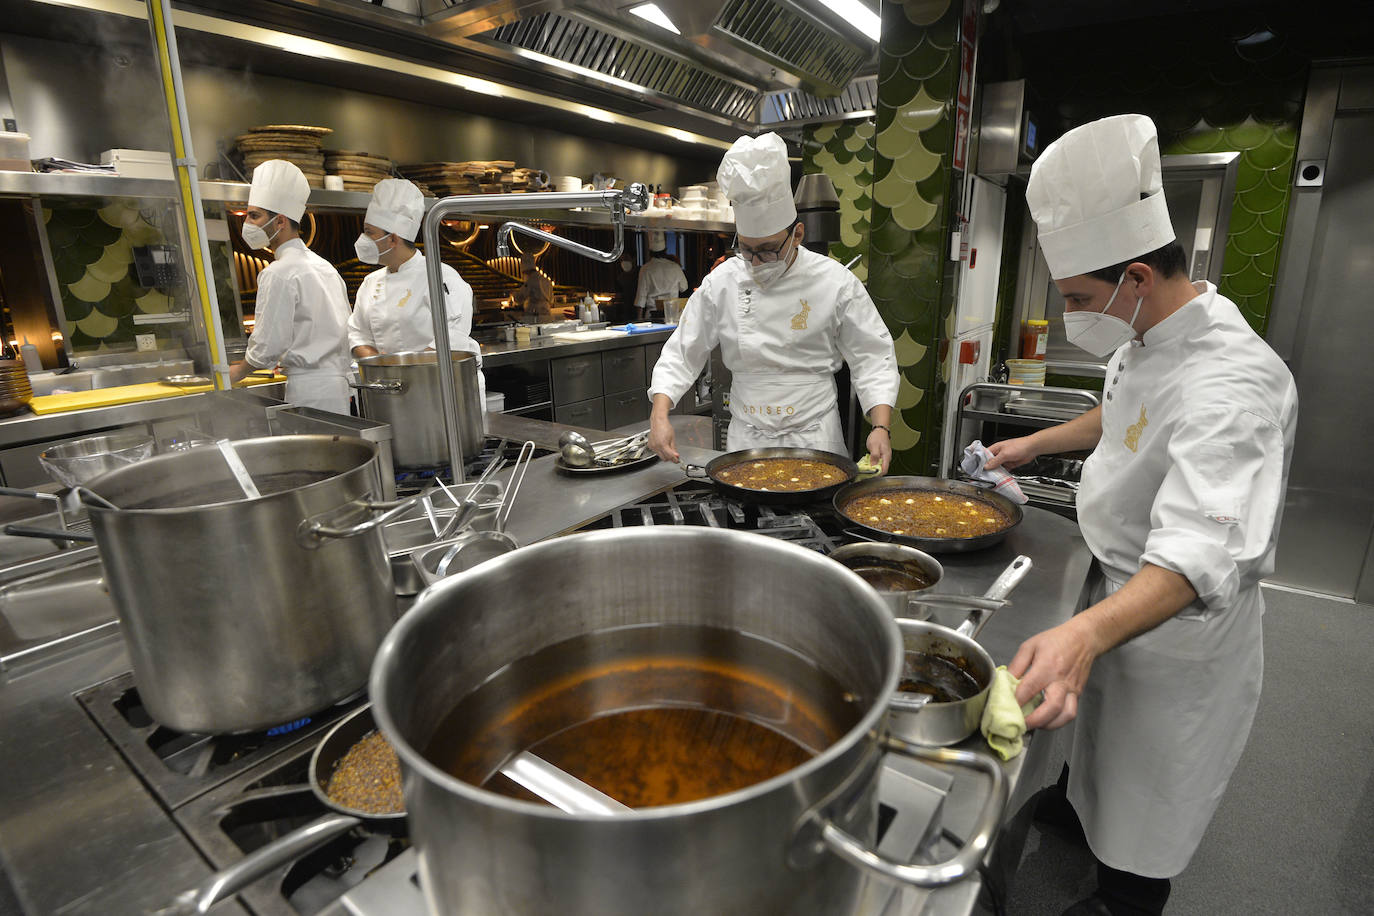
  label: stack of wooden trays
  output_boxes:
[399,160,545,196]
[0,359,34,417]
[235,124,333,188]
[323,150,394,192]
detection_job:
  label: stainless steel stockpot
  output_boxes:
[83,435,407,734]
[353,351,483,466]
[371,526,1008,915]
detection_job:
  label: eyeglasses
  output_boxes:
[733,221,799,264]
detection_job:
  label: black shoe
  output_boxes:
[1061,895,1114,916]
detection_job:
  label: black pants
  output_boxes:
[1041,766,1172,916]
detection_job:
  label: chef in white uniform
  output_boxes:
[229,160,352,414]
[647,133,898,470]
[348,179,485,407]
[633,230,688,320]
[985,115,1298,915]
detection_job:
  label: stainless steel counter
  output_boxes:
[480,327,675,368]
[0,412,1089,916]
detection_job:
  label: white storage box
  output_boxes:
[100,149,173,179]
[0,131,30,171]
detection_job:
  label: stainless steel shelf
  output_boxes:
[1,171,733,232]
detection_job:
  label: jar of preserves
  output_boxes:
[1020,319,1049,360]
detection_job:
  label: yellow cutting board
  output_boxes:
[27,374,287,415]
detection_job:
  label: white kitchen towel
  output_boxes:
[960,440,1029,505]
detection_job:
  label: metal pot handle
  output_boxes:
[682,463,708,478]
[157,813,360,915]
[811,735,1008,889]
[297,496,420,547]
[956,555,1032,640]
[347,378,406,393]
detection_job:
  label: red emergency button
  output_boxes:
[959,339,980,364]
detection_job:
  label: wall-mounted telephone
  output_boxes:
[133,244,181,288]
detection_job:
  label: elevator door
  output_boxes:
[1268,107,1374,601]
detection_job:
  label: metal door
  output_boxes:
[1267,68,1374,602]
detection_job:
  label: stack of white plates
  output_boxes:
[1005,358,1047,387]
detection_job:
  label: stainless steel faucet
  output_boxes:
[420,183,651,482]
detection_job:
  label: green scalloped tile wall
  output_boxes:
[1017,21,1307,337]
[43,199,185,353]
[803,119,875,282]
[1162,120,1295,334]
[866,0,962,476]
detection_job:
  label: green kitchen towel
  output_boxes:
[980,666,1039,760]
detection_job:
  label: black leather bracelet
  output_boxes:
[871,424,890,433]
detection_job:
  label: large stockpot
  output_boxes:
[82,435,411,734]
[371,527,1008,915]
[353,351,483,467]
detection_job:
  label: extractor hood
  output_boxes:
[228,0,881,136]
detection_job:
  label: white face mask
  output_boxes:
[354,232,393,265]
[241,216,281,251]
[1063,272,1144,358]
[743,233,796,288]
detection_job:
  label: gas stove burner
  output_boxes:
[578,482,845,554]
[394,437,555,498]
[75,673,365,810]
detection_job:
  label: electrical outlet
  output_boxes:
[2,119,16,133]
[136,333,157,352]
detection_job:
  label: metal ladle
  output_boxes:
[559,430,597,468]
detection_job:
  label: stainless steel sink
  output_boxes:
[0,556,117,672]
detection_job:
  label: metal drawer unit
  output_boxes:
[554,397,606,429]
[551,353,603,406]
[643,342,665,385]
[604,388,650,429]
[601,347,645,395]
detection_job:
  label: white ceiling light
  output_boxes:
[628,3,681,36]
[817,0,881,42]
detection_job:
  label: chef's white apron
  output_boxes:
[1067,563,1264,878]
[726,369,846,456]
[285,367,351,416]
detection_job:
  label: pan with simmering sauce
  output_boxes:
[686,447,859,505]
[833,475,1022,553]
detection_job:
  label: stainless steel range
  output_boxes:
[0,438,1091,916]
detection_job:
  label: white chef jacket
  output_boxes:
[649,248,898,456]
[634,256,688,311]
[348,251,487,422]
[1068,281,1297,878]
[244,238,352,414]
[348,252,478,358]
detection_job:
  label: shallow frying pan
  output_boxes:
[159,705,404,915]
[684,446,859,506]
[832,475,1023,553]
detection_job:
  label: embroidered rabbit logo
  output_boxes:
[791,299,810,330]
[1124,404,1148,452]
[395,290,412,309]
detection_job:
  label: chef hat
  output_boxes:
[717,132,796,237]
[647,229,667,252]
[247,159,310,222]
[1026,114,1176,279]
[365,178,425,241]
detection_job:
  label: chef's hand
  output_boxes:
[866,427,892,475]
[984,435,1039,471]
[1008,618,1099,731]
[648,409,679,463]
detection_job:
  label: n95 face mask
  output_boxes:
[1063,272,1144,358]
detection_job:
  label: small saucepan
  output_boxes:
[158,705,405,915]
[887,555,1032,746]
[829,542,1012,621]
